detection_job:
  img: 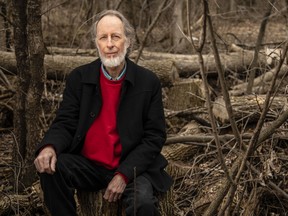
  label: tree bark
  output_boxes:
[11,0,45,189]
[165,78,205,110]
[21,0,45,186]
[172,0,189,53]
[11,0,29,191]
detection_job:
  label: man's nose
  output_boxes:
[106,37,114,47]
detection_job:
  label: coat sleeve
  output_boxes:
[36,70,82,155]
[116,74,167,181]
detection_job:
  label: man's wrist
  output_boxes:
[115,172,129,184]
[38,144,54,153]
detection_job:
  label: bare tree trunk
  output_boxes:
[11,0,29,191]
[11,0,45,189]
[22,0,45,186]
[229,0,237,12]
[172,0,188,53]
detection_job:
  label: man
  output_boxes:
[34,9,172,216]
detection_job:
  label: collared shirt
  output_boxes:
[101,62,127,81]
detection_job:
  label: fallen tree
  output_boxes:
[0,51,178,87]
[212,95,287,123]
[0,47,269,85]
[230,64,288,95]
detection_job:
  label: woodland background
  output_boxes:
[0,0,288,215]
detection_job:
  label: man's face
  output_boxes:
[96,15,129,68]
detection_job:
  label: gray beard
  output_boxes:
[98,45,128,68]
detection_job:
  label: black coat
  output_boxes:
[36,58,173,192]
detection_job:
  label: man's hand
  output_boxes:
[34,145,57,174]
[104,174,127,202]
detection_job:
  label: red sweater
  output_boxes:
[81,69,123,170]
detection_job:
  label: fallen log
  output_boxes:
[230,64,288,95]
[0,51,178,87]
[50,46,269,78]
[173,50,268,78]
[1,47,269,86]
[212,95,287,124]
[47,46,98,56]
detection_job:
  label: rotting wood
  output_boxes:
[165,78,205,111]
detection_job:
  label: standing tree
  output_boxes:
[11,0,44,190]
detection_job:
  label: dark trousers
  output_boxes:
[39,154,160,216]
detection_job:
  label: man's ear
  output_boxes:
[126,38,131,47]
[125,38,131,48]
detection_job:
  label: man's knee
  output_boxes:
[137,196,158,209]
[124,176,159,215]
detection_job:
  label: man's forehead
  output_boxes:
[97,15,123,28]
[96,15,125,36]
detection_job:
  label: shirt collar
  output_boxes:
[101,62,127,81]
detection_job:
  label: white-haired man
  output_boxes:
[34,9,172,216]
